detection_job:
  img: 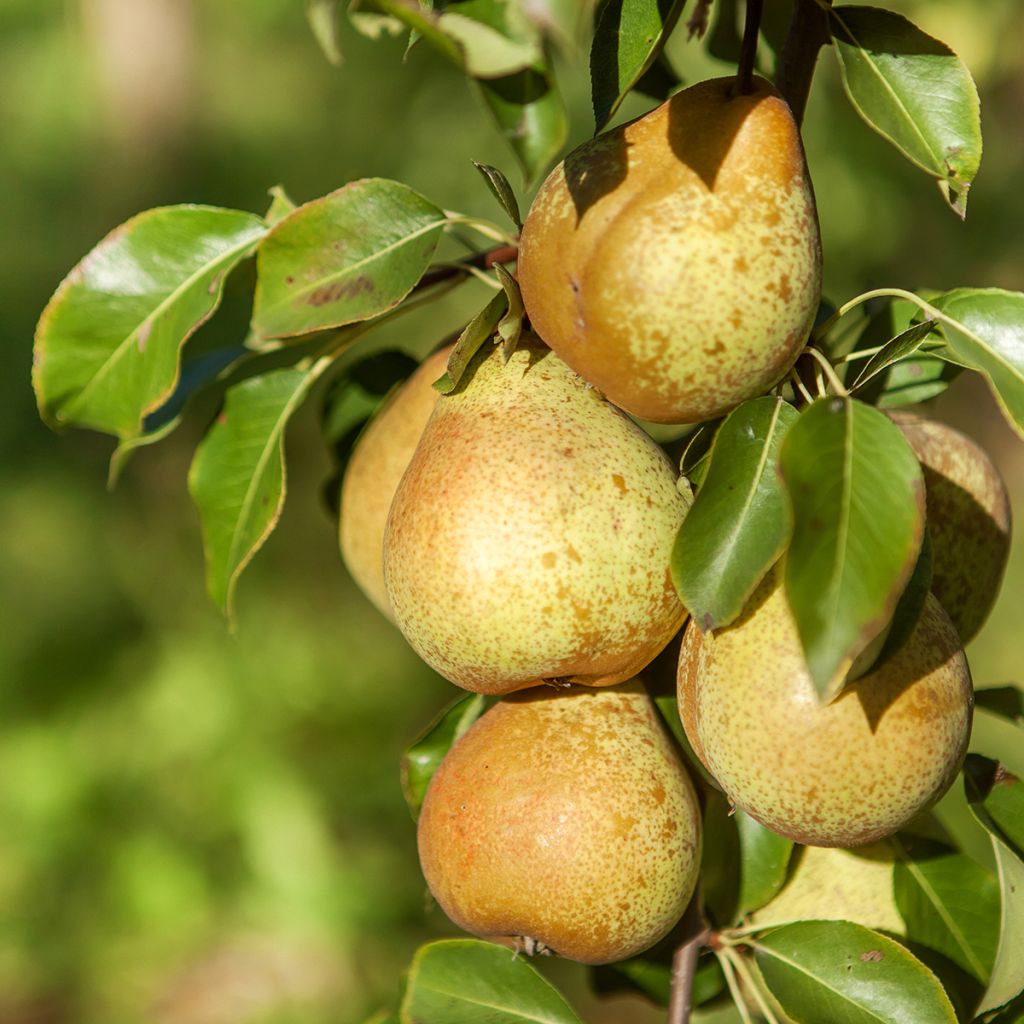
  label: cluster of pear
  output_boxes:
[339,76,1010,965]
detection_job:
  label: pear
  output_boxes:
[892,411,1011,643]
[417,681,702,965]
[517,76,822,425]
[678,571,972,847]
[751,844,904,935]
[339,346,450,619]
[384,337,688,695]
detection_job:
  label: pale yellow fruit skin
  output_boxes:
[417,682,702,965]
[384,338,688,695]
[892,411,1012,643]
[677,573,972,847]
[751,844,904,935]
[339,347,450,620]
[517,76,822,425]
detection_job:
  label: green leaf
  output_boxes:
[400,939,583,1023]
[737,811,793,917]
[975,688,1024,723]
[433,290,508,394]
[494,265,524,359]
[965,756,1024,1014]
[363,0,464,63]
[754,921,958,1024]
[849,321,937,393]
[829,6,982,216]
[252,179,446,340]
[869,527,932,672]
[436,2,543,78]
[892,836,1000,984]
[477,67,569,187]
[672,397,798,632]
[401,693,487,819]
[306,0,344,64]
[265,185,297,226]
[930,289,1024,439]
[33,206,266,439]
[701,790,741,928]
[188,361,330,618]
[473,161,523,229]
[780,397,925,699]
[591,952,724,1008]
[590,0,687,132]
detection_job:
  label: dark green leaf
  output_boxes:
[306,0,344,64]
[737,811,793,917]
[400,939,583,1023]
[434,290,507,394]
[701,791,740,928]
[473,161,523,229]
[780,398,925,699]
[252,179,446,340]
[829,6,982,216]
[975,688,1024,723]
[873,356,962,409]
[868,527,932,673]
[931,289,1024,439]
[754,921,957,1023]
[652,694,717,788]
[892,836,1000,983]
[33,206,266,439]
[188,360,331,618]
[849,321,937,392]
[401,693,487,819]
[590,0,687,132]
[672,397,798,632]
[964,756,1024,1014]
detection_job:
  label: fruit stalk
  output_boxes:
[776,0,831,125]
[735,0,764,96]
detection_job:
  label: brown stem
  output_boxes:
[776,0,831,125]
[667,893,712,1024]
[735,0,764,95]
[415,243,518,291]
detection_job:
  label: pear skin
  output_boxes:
[417,682,702,965]
[518,76,822,424]
[678,572,972,847]
[384,338,688,695]
[339,346,450,619]
[892,411,1011,643]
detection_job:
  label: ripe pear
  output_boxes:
[678,571,972,847]
[384,337,688,695]
[751,844,904,935]
[517,76,822,425]
[892,411,1011,643]
[339,346,450,619]
[417,681,702,964]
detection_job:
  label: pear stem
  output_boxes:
[667,893,711,1024]
[416,244,518,291]
[776,0,831,125]
[735,0,764,95]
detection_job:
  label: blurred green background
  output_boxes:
[3,1,1023,1021]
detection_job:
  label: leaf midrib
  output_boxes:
[407,979,574,1024]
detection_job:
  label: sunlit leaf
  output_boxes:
[434,290,507,394]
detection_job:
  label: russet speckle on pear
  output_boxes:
[416,681,702,965]
[678,571,973,847]
[892,411,1011,644]
[383,337,688,695]
[339,346,451,621]
[517,76,822,425]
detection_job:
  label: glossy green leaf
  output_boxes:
[33,206,266,439]
[873,355,962,409]
[754,921,957,1024]
[400,939,583,1023]
[829,6,982,216]
[931,289,1024,439]
[252,179,446,340]
[306,0,344,64]
[672,397,798,632]
[849,321,937,393]
[401,693,487,819]
[477,67,569,186]
[892,836,999,983]
[780,398,925,699]
[965,756,1024,1014]
[189,361,329,618]
[434,290,507,394]
[737,811,793,917]
[590,0,687,131]
[473,161,522,229]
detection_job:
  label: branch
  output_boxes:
[776,0,831,126]
[416,243,518,291]
[667,892,712,1024]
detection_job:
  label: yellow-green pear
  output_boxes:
[678,572,972,847]
[751,844,904,935]
[417,682,702,964]
[517,76,822,424]
[892,411,1011,643]
[384,337,688,695]
[339,346,450,619]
